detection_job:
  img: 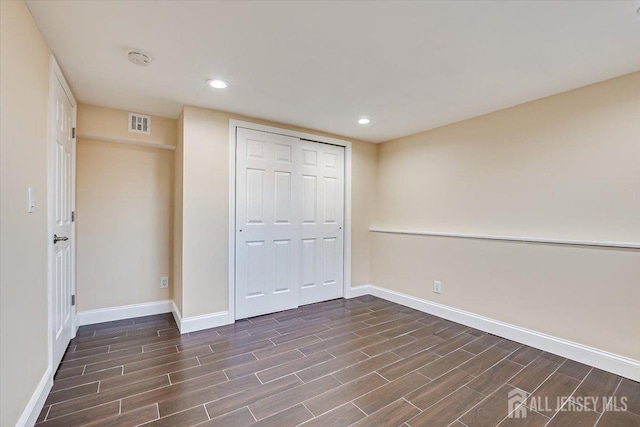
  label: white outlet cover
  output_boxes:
[28,187,35,213]
[160,277,169,288]
[434,281,442,294]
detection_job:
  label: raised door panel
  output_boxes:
[301,238,317,289]
[302,175,317,224]
[245,241,266,298]
[322,237,337,286]
[246,169,266,225]
[323,176,338,224]
[274,239,293,293]
[274,172,292,224]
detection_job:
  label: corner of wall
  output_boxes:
[76,104,176,311]
[173,109,184,314]
[369,73,640,377]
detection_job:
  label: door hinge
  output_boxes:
[71,211,75,222]
[71,295,76,306]
[72,127,76,139]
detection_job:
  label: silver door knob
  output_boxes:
[53,234,69,244]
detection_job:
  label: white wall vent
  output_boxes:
[128,112,151,135]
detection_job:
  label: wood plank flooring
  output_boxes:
[37,296,640,427]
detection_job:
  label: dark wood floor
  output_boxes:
[37,296,639,427]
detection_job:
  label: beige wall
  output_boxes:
[179,107,228,317]
[372,72,640,360]
[376,72,640,242]
[177,106,377,318]
[77,104,177,147]
[351,139,378,284]
[76,105,175,311]
[0,1,51,425]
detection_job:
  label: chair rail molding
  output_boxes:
[370,228,640,250]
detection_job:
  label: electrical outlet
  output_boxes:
[433,280,442,294]
[160,277,169,289]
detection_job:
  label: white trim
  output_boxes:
[179,311,232,334]
[228,121,237,322]
[345,285,370,299]
[358,284,640,382]
[77,300,173,326]
[71,298,234,334]
[228,119,353,321]
[370,228,640,250]
[171,300,183,332]
[51,57,76,107]
[171,301,232,334]
[344,144,352,303]
[70,81,77,342]
[15,367,52,427]
[77,134,176,151]
[230,120,354,147]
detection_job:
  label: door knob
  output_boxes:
[53,234,69,244]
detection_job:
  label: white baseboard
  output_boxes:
[77,299,231,335]
[74,288,640,381]
[171,300,183,332]
[179,310,232,334]
[77,300,173,326]
[171,301,232,334]
[16,366,52,427]
[346,285,370,298]
[362,284,640,382]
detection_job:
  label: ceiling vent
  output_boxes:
[127,49,152,67]
[128,112,151,135]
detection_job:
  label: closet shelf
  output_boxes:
[77,134,176,151]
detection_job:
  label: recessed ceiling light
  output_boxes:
[207,79,228,89]
[358,118,371,125]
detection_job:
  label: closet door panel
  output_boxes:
[236,128,301,319]
[299,141,345,306]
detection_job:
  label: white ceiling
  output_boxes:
[27,1,640,143]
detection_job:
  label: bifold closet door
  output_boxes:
[299,141,345,305]
[235,128,301,319]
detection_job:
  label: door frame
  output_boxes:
[47,55,77,372]
[228,120,353,321]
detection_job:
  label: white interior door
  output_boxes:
[299,141,344,305]
[51,69,75,369]
[235,128,301,319]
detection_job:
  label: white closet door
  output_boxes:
[299,141,345,306]
[236,128,301,319]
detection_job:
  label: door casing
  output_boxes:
[228,120,353,321]
[47,55,77,373]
